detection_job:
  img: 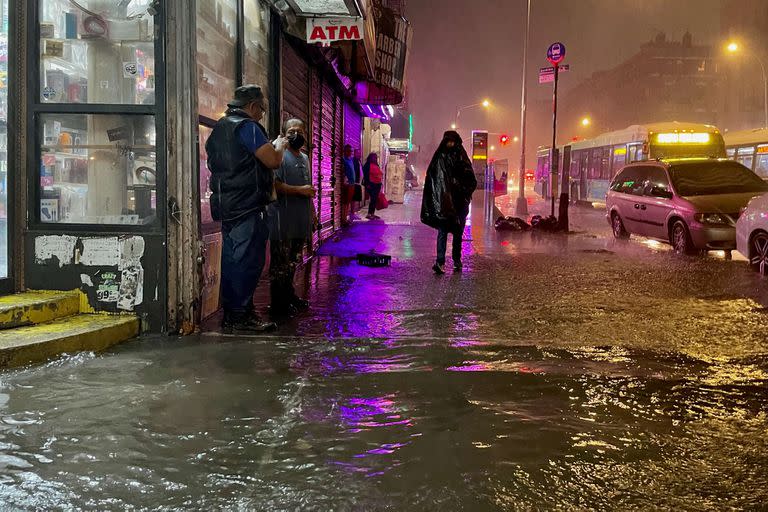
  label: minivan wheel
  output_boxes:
[750,231,768,276]
[611,213,629,239]
[671,220,695,255]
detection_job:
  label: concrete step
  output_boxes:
[0,291,81,330]
[0,314,139,369]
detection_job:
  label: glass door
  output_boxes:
[0,0,11,290]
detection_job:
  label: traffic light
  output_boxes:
[500,134,510,146]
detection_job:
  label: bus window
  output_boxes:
[737,146,756,171]
[612,145,627,175]
[726,148,736,159]
[600,147,611,179]
[570,150,580,178]
[755,155,768,179]
[590,148,601,178]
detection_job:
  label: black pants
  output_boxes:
[367,184,382,215]
[221,211,269,321]
[269,238,306,308]
[436,222,466,265]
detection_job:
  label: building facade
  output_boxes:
[557,33,723,144]
[4,0,410,333]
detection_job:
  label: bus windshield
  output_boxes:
[669,161,768,196]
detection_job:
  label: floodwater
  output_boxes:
[0,337,767,510]
[2,191,768,510]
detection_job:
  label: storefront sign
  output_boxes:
[306,17,364,44]
[374,11,410,94]
[356,7,411,105]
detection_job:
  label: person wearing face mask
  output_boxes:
[420,131,477,274]
[206,85,289,333]
[268,118,317,319]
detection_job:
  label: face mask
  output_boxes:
[288,133,305,150]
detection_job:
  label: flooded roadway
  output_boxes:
[1,192,767,510]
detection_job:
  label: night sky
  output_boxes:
[404,0,724,166]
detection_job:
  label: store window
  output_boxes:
[197,0,238,120]
[39,114,157,224]
[244,0,271,127]
[0,0,8,278]
[199,125,215,226]
[39,0,156,105]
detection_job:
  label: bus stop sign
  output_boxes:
[547,42,566,65]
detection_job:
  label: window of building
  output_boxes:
[244,0,271,128]
[0,0,8,277]
[39,0,156,105]
[34,0,162,227]
[39,114,157,224]
[196,0,238,120]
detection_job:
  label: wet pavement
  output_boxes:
[1,190,768,510]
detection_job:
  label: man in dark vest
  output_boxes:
[206,85,288,333]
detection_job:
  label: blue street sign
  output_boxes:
[547,42,566,64]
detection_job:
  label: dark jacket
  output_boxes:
[421,136,477,231]
[206,109,274,222]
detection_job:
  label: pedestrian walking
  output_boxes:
[269,118,316,319]
[420,130,478,274]
[363,153,384,220]
[206,84,288,333]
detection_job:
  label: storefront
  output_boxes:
[4,0,407,334]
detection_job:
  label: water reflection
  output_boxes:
[0,338,766,509]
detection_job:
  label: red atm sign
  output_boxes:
[307,18,364,45]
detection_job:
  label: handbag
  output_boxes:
[376,192,389,210]
[353,184,363,201]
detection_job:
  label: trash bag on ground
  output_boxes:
[494,216,531,232]
[530,215,561,232]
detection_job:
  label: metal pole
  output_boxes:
[515,0,531,217]
[550,64,559,218]
[758,57,768,128]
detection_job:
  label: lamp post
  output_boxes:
[515,0,531,217]
[453,99,491,129]
[727,41,768,128]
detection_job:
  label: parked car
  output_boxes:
[736,192,768,276]
[606,159,768,254]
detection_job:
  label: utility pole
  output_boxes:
[515,0,531,217]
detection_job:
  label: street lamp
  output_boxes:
[726,40,768,128]
[513,136,519,142]
[581,117,591,127]
[454,99,491,129]
[450,123,457,130]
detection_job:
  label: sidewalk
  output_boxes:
[217,188,768,359]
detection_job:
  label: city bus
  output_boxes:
[535,122,726,204]
[723,128,768,179]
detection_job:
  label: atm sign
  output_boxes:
[307,18,364,45]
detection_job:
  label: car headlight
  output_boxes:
[694,213,732,226]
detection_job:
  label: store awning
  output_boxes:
[271,1,411,107]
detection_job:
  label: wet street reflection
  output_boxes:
[0,338,767,509]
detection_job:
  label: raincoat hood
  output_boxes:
[420,133,478,231]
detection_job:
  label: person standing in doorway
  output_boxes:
[420,130,477,274]
[363,153,384,220]
[269,118,316,319]
[342,144,361,226]
[206,85,288,333]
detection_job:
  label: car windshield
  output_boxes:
[668,161,768,196]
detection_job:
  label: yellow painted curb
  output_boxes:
[0,291,81,329]
[0,315,140,369]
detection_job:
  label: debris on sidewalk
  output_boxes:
[530,215,562,232]
[494,216,531,232]
[356,252,392,267]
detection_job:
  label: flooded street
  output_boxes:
[2,193,768,510]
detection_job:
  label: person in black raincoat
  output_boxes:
[421,131,478,274]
